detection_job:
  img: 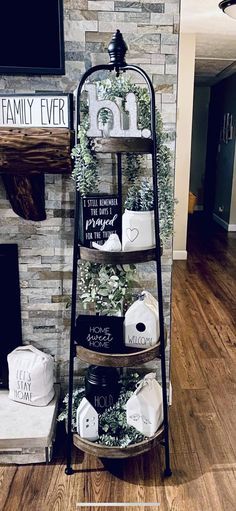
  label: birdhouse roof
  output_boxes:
[125,300,156,317]
[77,397,97,416]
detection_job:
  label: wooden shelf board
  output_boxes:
[76,340,162,367]
[92,137,153,154]
[78,246,158,264]
[73,426,164,458]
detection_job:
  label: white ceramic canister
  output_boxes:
[122,209,155,251]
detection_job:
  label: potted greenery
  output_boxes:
[122,177,155,251]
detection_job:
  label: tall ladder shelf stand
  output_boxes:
[65,29,172,477]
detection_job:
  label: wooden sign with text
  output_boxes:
[0,93,72,128]
[75,315,124,354]
[79,194,122,248]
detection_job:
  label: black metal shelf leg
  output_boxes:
[65,188,80,476]
[145,70,172,478]
[156,256,172,478]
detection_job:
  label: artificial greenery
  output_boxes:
[156,143,174,243]
[58,372,147,447]
[58,386,85,431]
[125,152,143,184]
[71,118,99,197]
[71,76,174,241]
[78,261,137,315]
[124,177,154,212]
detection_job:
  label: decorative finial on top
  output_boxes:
[108,29,128,68]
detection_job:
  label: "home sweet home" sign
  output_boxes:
[75,315,124,354]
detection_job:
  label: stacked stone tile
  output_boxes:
[0,0,179,386]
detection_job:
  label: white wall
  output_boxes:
[173,33,196,260]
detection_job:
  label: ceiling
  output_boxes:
[180,0,236,84]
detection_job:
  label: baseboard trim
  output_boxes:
[173,250,187,260]
[213,213,228,230]
[213,213,236,231]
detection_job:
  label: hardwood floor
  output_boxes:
[1,215,236,511]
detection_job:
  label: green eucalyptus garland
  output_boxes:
[71,76,175,242]
[71,118,99,197]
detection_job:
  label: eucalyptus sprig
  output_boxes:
[124,177,154,212]
[57,387,85,431]
[71,119,99,197]
[78,261,137,315]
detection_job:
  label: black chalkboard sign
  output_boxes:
[75,315,124,354]
[79,194,122,248]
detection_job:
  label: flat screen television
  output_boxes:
[0,0,65,75]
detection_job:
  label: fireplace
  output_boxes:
[0,244,22,388]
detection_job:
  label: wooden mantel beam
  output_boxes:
[0,127,74,175]
[3,174,46,221]
[0,126,74,220]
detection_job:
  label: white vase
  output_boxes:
[122,209,155,251]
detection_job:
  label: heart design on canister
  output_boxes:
[126,228,139,242]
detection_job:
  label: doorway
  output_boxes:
[188,73,236,248]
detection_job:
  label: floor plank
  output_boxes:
[198,452,236,511]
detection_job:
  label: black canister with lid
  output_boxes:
[85,365,120,414]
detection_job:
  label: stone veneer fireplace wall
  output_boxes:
[0,0,180,386]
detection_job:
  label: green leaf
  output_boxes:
[98,288,109,296]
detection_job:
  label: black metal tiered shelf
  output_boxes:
[66,29,172,477]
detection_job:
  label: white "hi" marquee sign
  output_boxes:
[84,84,151,139]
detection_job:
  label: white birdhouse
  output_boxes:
[76,397,99,442]
[126,373,163,437]
[124,291,160,349]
